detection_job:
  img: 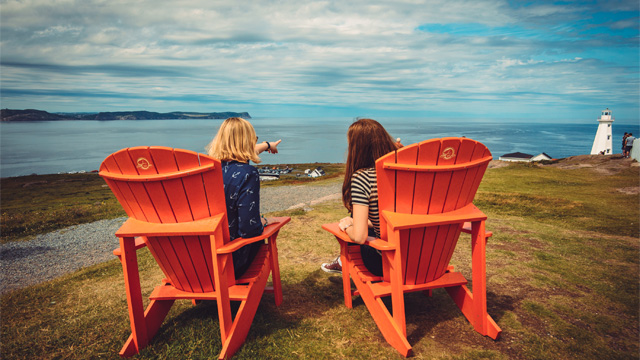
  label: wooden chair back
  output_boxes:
[100,146,231,293]
[376,137,492,285]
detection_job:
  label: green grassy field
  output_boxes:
[2,157,638,359]
[0,163,344,244]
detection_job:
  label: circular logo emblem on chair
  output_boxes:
[440,147,456,160]
[136,157,153,170]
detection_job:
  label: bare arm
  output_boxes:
[255,139,282,154]
[338,204,370,244]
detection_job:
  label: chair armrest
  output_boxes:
[113,236,147,257]
[461,222,493,238]
[115,213,225,237]
[321,222,396,251]
[381,203,487,231]
[217,216,291,254]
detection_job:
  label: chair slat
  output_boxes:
[177,152,212,220]
[149,236,190,291]
[184,235,214,292]
[456,140,488,209]
[395,144,419,213]
[442,140,476,212]
[412,140,441,214]
[435,225,463,277]
[145,148,194,223]
[376,150,397,240]
[103,178,138,219]
[463,144,491,205]
[171,236,203,293]
[104,150,152,220]
[143,182,177,223]
[128,182,163,222]
[403,228,425,285]
[422,225,451,283]
[394,145,418,283]
[427,139,460,214]
[164,178,194,222]
[201,156,230,241]
[112,148,139,175]
[142,236,178,285]
[414,227,438,283]
[201,235,215,289]
[147,147,179,174]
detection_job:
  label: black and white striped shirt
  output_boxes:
[351,168,380,238]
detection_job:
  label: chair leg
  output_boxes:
[268,233,283,306]
[388,245,406,337]
[118,236,149,357]
[445,220,501,339]
[340,240,352,309]
[218,259,271,360]
[119,299,175,357]
[352,273,412,357]
[471,220,488,334]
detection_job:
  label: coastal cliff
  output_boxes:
[0,109,251,121]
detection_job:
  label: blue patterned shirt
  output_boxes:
[222,161,264,239]
[221,161,264,275]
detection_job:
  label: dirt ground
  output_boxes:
[490,154,639,174]
[542,154,639,174]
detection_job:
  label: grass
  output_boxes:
[2,158,639,359]
[0,173,124,243]
[0,163,345,243]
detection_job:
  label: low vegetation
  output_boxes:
[0,163,345,243]
[1,173,124,243]
[1,157,638,359]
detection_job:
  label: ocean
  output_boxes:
[1,117,638,178]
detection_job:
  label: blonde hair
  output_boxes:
[206,117,261,163]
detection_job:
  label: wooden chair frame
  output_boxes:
[322,137,501,356]
[100,146,290,359]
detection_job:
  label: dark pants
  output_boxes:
[360,228,383,276]
[233,240,264,279]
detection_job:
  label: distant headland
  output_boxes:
[0,109,251,122]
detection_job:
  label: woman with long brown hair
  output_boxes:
[321,118,401,276]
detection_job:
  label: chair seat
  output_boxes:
[347,245,468,298]
[347,245,383,282]
[149,245,271,301]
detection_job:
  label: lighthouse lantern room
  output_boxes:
[590,108,614,155]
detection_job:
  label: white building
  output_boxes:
[530,153,553,161]
[304,168,326,177]
[499,152,553,162]
[499,152,534,162]
[590,108,614,155]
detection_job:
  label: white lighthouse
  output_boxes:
[590,108,614,155]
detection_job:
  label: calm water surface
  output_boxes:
[1,117,638,177]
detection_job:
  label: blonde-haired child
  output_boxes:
[207,117,280,278]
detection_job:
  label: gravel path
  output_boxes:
[0,182,341,294]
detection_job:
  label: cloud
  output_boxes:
[0,0,637,119]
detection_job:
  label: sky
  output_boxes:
[1,0,638,122]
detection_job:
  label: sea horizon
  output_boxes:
[1,117,638,178]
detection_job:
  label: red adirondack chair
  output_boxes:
[322,137,501,356]
[100,146,290,359]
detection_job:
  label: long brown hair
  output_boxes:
[342,119,398,211]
